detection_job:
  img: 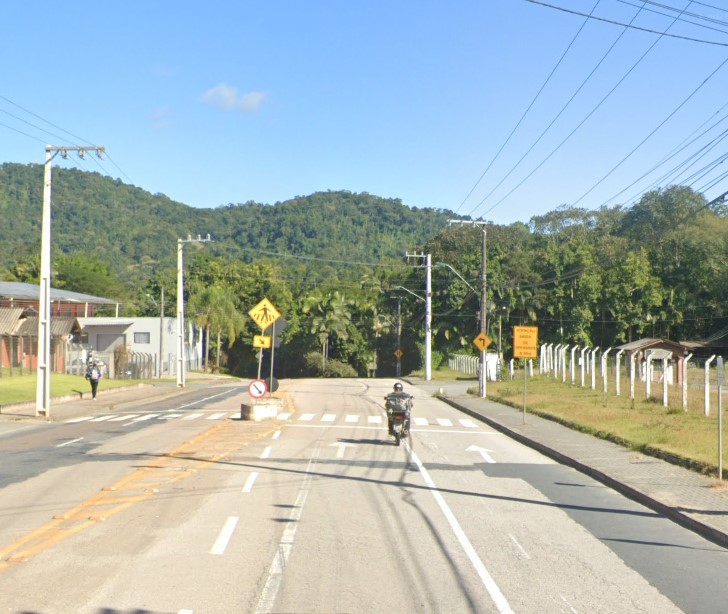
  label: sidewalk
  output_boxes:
[0,377,231,423]
[408,377,728,549]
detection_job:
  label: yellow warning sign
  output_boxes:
[248,297,281,330]
[253,335,272,349]
[473,332,492,352]
[394,349,404,358]
[513,326,538,358]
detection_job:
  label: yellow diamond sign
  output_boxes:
[473,332,492,352]
[394,349,404,358]
[249,297,281,330]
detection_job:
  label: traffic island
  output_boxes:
[240,397,282,421]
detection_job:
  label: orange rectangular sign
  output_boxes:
[513,326,538,359]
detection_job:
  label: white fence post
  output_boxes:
[570,345,578,384]
[591,348,599,390]
[602,348,611,393]
[615,349,624,396]
[630,353,636,401]
[662,357,669,408]
[682,353,693,411]
[705,355,716,416]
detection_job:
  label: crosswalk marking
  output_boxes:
[64,411,483,431]
[132,414,160,422]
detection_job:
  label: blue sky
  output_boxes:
[2,1,728,226]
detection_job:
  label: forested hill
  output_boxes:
[0,162,455,278]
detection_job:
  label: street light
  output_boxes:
[177,234,212,387]
[394,285,430,379]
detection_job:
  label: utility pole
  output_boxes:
[177,234,213,388]
[159,287,165,378]
[36,145,104,417]
[448,220,488,398]
[396,297,402,377]
[405,251,432,381]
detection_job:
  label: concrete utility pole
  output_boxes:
[448,220,487,397]
[396,297,402,377]
[177,234,212,388]
[36,145,104,418]
[405,252,432,381]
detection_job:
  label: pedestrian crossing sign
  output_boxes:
[249,297,281,329]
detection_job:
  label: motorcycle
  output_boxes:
[385,395,412,446]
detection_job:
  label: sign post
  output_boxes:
[513,326,538,424]
[249,297,281,384]
[719,356,724,480]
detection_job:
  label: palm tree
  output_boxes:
[190,285,246,372]
[302,290,352,374]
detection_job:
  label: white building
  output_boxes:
[76,316,203,378]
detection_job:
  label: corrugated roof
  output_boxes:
[15,316,80,337]
[0,281,118,305]
[615,338,687,353]
[0,308,24,334]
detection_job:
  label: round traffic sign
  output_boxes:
[248,379,268,398]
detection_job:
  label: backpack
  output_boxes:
[89,367,101,381]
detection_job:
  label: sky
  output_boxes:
[2,0,728,226]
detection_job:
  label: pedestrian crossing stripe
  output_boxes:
[66,412,481,429]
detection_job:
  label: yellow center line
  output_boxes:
[0,420,277,571]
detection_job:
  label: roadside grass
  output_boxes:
[489,374,725,476]
[0,371,144,405]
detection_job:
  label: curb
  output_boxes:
[440,395,728,550]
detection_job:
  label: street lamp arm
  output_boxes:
[395,286,425,302]
[435,262,478,294]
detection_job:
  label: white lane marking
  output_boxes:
[132,414,160,422]
[277,412,292,420]
[242,472,259,493]
[254,445,320,614]
[330,442,355,458]
[260,446,272,459]
[159,413,183,419]
[210,516,239,555]
[178,609,194,614]
[407,444,513,614]
[437,418,453,427]
[321,414,336,422]
[56,437,83,448]
[65,416,92,423]
[560,594,578,613]
[299,413,315,421]
[368,415,382,424]
[466,445,496,464]
[459,418,478,428]
[109,414,139,422]
[90,415,116,422]
[509,534,531,559]
[207,412,227,420]
[272,430,282,440]
[413,417,429,426]
[182,413,204,420]
[345,414,359,423]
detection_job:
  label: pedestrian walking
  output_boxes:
[86,361,102,400]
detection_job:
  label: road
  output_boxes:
[1,378,727,613]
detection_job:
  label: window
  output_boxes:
[134,332,151,344]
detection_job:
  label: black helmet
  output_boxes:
[393,383,403,392]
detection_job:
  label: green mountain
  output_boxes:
[0,162,458,282]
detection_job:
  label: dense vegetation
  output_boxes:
[1,162,727,377]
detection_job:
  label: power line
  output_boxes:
[523,0,728,45]
[453,0,602,215]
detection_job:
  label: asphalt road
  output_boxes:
[1,378,727,613]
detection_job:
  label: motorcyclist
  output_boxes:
[385,382,413,435]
